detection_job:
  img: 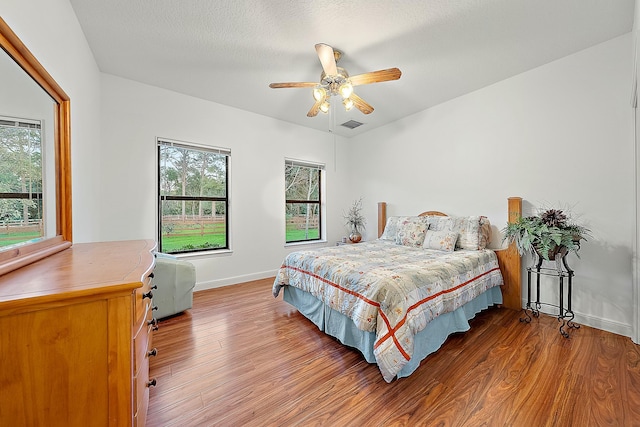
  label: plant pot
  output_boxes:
[349,231,362,243]
[534,244,568,261]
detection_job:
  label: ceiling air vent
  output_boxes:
[340,120,364,130]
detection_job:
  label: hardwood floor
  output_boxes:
[147,278,640,426]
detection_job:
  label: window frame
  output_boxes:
[157,138,230,255]
[285,158,324,244]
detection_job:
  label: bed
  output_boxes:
[272,198,522,382]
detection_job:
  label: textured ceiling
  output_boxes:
[69,0,634,137]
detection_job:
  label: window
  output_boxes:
[0,117,44,249]
[285,159,323,243]
[157,139,230,254]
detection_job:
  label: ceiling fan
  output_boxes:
[269,43,402,117]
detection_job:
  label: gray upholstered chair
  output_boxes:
[153,252,196,319]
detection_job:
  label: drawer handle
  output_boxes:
[149,272,155,279]
[148,348,158,357]
[152,306,158,311]
[143,291,153,300]
[151,283,158,290]
[147,378,157,387]
[148,318,159,331]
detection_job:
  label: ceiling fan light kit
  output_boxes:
[339,82,353,99]
[269,43,401,118]
[312,87,326,101]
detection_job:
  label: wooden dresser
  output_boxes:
[0,240,158,426]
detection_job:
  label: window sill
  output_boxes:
[284,240,328,248]
[172,248,233,260]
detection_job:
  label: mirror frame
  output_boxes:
[0,17,72,276]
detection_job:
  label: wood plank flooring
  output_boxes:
[147,278,640,426]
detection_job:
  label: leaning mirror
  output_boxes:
[0,18,72,275]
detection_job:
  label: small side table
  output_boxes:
[520,247,580,338]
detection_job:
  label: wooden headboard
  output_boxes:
[419,211,447,217]
[376,197,523,310]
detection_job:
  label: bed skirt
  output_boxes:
[283,285,503,380]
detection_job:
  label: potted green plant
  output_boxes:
[502,208,591,261]
[344,198,366,243]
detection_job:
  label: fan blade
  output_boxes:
[350,93,374,115]
[349,68,402,86]
[315,43,338,76]
[269,82,317,89]
[307,99,323,117]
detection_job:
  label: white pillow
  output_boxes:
[423,230,458,252]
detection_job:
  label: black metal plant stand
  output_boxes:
[520,247,580,338]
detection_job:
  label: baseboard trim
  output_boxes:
[195,269,278,291]
[573,312,632,338]
[526,302,632,338]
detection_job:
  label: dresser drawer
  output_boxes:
[134,272,155,326]
[133,303,156,375]
[133,352,151,426]
[134,401,149,427]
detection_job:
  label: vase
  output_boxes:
[349,231,362,243]
[534,244,568,261]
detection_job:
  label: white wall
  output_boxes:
[2,0,103,243]
[99,74,350,289]
[348,34,634,337]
